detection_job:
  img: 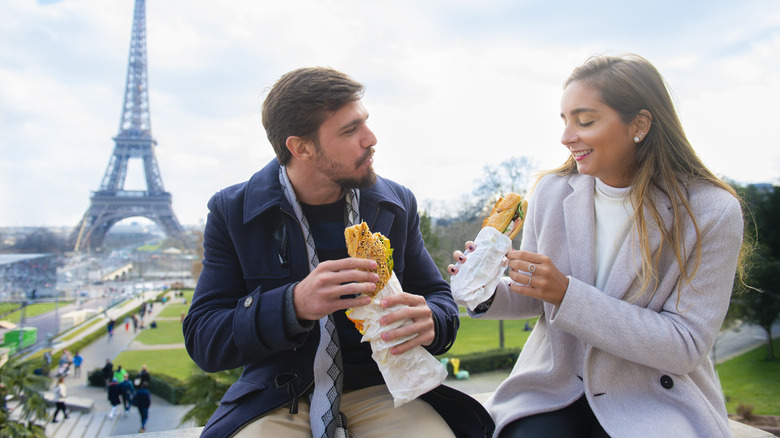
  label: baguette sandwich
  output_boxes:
[344,222,394,298]
[344,222,394,334]
[481,193,528,240]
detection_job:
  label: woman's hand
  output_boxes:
[447,241,476,275]
[506,250,569,306]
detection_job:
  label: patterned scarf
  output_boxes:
[278,165,359,438]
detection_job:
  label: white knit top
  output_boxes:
[593,178,633,292]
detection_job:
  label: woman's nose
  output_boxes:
[561,125,576,146]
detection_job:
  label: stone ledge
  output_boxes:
[111,391,777,437]
[115,419,775,437]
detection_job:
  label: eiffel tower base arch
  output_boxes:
[72,192,185,251]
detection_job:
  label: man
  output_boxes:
[72,351,83,378]
[133,381,152,433]
[102,359,114,391]
[184,67,492,437]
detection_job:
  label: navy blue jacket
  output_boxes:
[133,388,151,410]
[184,160,493,437]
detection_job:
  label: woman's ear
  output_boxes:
[285,136,314,161]
[633,109,653,142]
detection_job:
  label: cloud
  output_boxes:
[1,0,779,227]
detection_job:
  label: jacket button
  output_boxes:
[244,296,254,308]
[660,375,674,389]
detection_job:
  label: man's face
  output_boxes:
[311,100,377,190]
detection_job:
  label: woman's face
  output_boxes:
[560,80,638,188]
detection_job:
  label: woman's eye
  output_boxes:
[579,121,594,127]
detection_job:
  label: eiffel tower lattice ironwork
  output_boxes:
[72,0,184,251]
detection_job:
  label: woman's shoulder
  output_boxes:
[680,178,742,228]
[684,179,740,210]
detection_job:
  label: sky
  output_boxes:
[1,0,779,228]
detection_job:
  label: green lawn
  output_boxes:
[158,303,189,319]
[158,290,194,318]
[718,337,780,415]
[1,302,73,323]
[134,320,185,345]
[447,317,536,356]
[113,348,197,380]
[0,303,21,316]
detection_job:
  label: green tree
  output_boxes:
[180,367,241,427]
[419,210,439,254]
[729,183,780,360]
[0,354,50,437]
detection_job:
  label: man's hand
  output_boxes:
[293,258,377,321]
[377,292,435,355]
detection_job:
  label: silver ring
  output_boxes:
[526,275,533,287]
[528,263,536,273]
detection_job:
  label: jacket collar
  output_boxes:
[242,159,405,225]
[563,172,675,300]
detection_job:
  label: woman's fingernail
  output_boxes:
[468,244,475,251]
[458,256,464,262]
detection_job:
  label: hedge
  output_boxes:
[87,367,187,405]
[438,348,520,375]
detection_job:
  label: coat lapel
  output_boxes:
[602,186,674,300]
[562,175,596,286]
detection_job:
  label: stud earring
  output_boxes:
[634,132,644,143]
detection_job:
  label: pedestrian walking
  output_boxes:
[133,381,152,433]
[107,378,122,419]
[102,359,114,390]
[137,364,151,387]
[119,374,135,413]
[124,315,131,332]
[107,319,115,343]
[113,365,128,383]
[51,377,69,423]
[42,351,52,373]
[72,352,83,378]
[132,314,139,333]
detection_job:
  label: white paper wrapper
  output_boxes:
[450,226,512,311]
[347,272,448,407]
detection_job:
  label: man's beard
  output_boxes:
[313,145,376,190]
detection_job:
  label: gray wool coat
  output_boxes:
[475,172,743,438]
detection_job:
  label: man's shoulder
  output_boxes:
[365,175,413,207]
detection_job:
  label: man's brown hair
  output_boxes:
[262,67,364,165]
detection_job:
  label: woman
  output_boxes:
[451,54,745,437]
[51,377,69,423]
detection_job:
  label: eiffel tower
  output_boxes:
[72,0,184,251]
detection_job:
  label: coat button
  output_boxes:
[244,296,254,308]
[660,375,674,389]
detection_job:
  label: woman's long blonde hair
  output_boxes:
[543,54,745,303]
